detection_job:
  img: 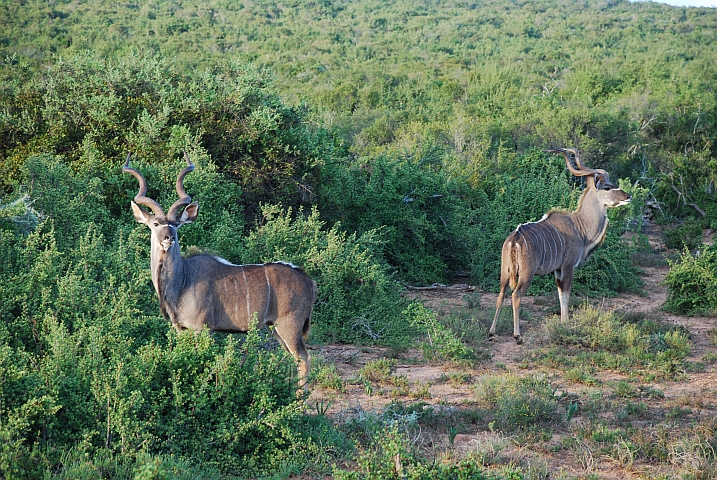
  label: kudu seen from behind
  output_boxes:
[489,148,631,344]
[124,153,316,385]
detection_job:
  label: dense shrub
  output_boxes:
[663,245,717,315]
[571,229,642,297]
[0,211,338,476]
[22,318,321,477]
[318,152,468,285]
[405,303,484,364]
[241,204,416,347]
[652,151,717,229]
[664,220,704,252]
[1,54,335,218]
[0,157,351,478]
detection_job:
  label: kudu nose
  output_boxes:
[160,233,175,252]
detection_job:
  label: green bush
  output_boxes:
[0,157,351,478]
[0,312,332,478]
[241,204,416,347]
[472,374,560,432]
[544,306,630,352]
[405,303,483,364]
[663,245,717,315]
[126,327,310,476]
[21,154,115,251]
[664,220,704,252]
[311,358,345,392]
[653,151,717,230]
[2,54,334,215]
[539,306,691,376]
[571,230,642,297]
[318,153,467,285]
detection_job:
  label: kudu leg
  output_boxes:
[273,322,311,390]
[555,268,574,322]
[490,275,530,344]
[511,290,523,344]
[510,276,533,345]
[488,282,509,337]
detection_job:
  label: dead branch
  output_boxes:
[670,184,706,217]
[402,282,475,292]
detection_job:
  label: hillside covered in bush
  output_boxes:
[0,0,716,477]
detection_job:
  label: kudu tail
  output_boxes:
[508,243,521,291]
[501,236,521,292]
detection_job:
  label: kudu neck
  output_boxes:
[150,237,185,300]
[573,186,609,240]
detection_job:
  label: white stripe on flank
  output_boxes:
[545,226,559,268]
[525,225,546,270]
[558,227,565,253]
[241,266,251,321]
[263,265,271,321]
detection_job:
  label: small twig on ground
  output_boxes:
[402,282,476,292]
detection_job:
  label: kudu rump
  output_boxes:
[124,154,317,385]
[489,148,631,344]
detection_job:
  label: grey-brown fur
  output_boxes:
[124,153,316,385]
[489,148,631,344]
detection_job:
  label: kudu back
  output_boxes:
[123,153,317,385]
[489,148,631,344]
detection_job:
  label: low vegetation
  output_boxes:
[664,244,717,316]
[314,292,717,479]
[1,0,716,477]
[535,306,692,379]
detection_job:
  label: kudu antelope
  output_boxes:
[123,153,316,385]
[488,148,631,344]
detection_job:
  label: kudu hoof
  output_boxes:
[514,335,523,345]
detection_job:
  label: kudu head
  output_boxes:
[123,153,199,257]
[545,148,631,209]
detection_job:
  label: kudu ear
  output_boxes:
[131,201,153,225]
[177,201,199,226]
[595,172,613,190]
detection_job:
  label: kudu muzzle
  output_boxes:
[159,225,177,252]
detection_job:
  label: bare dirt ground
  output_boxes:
[306,226,717,479]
